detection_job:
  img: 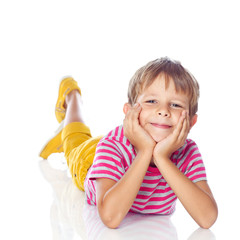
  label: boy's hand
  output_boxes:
[153,111,190,162]
[123,103,156,153]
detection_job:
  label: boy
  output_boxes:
[40,57,218,229]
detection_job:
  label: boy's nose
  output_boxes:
[158,109,170,117]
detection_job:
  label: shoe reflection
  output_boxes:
[39,159,215,240]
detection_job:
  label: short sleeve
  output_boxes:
[176,139,207,183]
[87,139,126,182]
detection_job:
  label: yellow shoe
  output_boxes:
[39,122,64,159]
[55,76,81,123]
[40,77,81,159]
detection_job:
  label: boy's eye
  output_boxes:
[171,103,182,108]
[146,100,157,104]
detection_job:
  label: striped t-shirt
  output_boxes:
[84,125,207,214]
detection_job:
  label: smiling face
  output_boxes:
[136,74,190,142]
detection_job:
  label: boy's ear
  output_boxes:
[123,103,131,115]
[190,114,198,129]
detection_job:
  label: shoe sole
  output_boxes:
[39,121,65,159]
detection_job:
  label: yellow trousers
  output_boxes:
[62,122,102,191]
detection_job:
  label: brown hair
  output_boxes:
[127,57,200,117]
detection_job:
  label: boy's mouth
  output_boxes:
[151,123,172,129]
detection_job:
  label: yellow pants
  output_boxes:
[62,122,102,191]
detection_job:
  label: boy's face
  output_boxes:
[136,75,193,143]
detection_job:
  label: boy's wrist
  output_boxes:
[136,147,154,161]
[153,155,170,167]
[136,143,155,153]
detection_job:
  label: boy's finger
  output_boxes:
[178,118,187,141]
[124,103,142,129]
[131,103,141,118]
[178,113,189,142]
[133,103,140,108]
[173,111,186,138]
[186,113,190,133]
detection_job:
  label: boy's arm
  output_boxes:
[96,104,155,229]
[153,112,218,229]
[96,150,152,228]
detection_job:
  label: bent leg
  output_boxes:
[64,89,85,126]
[62,89,102,191]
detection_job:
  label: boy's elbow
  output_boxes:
[100,213,122,229]
[198,207,218,229]
[103,218,120,229]
[98,207,122,229]
[198,219,215,229]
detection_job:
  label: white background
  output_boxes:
[1,0,239,239]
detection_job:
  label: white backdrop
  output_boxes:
[1,0,239,239]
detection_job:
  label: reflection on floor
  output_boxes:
[39,159,216,240]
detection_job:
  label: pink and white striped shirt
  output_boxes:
[84,125,207,214]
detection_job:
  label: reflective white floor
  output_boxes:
[1,149,239,240]
[38,157,215,240]
[23,155,234,240]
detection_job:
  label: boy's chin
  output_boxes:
[151,134,169,143]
